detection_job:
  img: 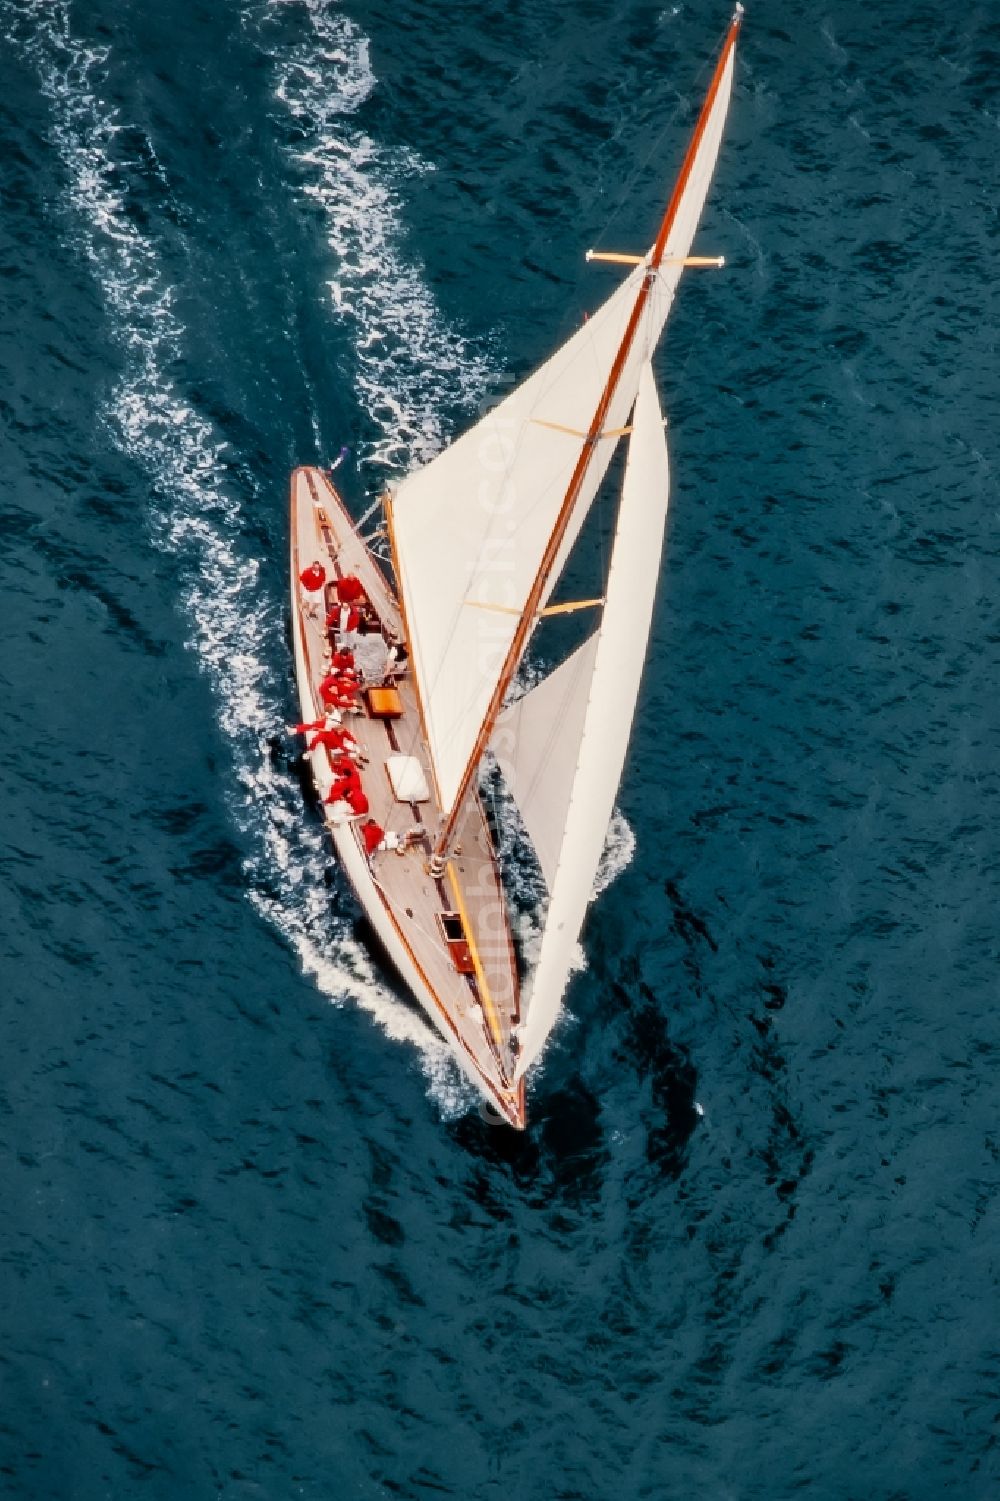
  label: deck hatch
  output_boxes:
[437,911,475,974]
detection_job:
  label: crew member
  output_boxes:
[319,674,360,712]
[324,763,363,804]
[385,641,408,681]
[325,784,370,822]
[299,560,327,592]
[361,820,386,858]
[335,574,364,604]
[361,822,421,860]
[327,603,361,636]
[307,723,362,757]
[329,752,361,783]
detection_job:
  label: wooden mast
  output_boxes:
[434,4,743,856]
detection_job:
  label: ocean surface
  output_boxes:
[1,0,998,1495]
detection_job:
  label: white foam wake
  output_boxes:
[19,0,472,1119]
[20,0,637,1115]
[254,0,495,474]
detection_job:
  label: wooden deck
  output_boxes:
[290,467,524,1125]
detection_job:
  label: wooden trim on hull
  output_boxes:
[326,808,525,1129]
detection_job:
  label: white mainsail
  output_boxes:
[513,361,671,1078]
[389,35,736,819]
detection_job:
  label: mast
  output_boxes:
[434,3,743,856]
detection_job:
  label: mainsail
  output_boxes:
[388,8,739,822]
[509,362,671,1077]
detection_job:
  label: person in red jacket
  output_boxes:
[294,714,331,736]
[327,647,355,673]
[327,603,361,636]
[336,574,364,604]
[319,674,360,711]
[299,560,327,592]
[361,820,385,857]
[346,787,369,816]
[307,724,362,757]
[360,823,416,860]
[328,752,360,781]
[324,764,362,803]
[326,785,370,821]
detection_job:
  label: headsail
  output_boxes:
[490,636,600,891]
[513,361,671,1078]
[389,9,740,821]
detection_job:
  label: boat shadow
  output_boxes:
[444,986,701,1210]
[446,1077,609,1213]
[611,980,702,1180]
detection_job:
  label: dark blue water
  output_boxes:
[2,0,998,1495]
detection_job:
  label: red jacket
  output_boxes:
[325,770,363,804]
[319,675,359,707]
[308,728,351,752]
[336,575,364,604]
[327,605,361,634]
[362,820,385,856]
[329,753,358,779]
[299,562,327,592]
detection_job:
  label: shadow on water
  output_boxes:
[447,1076,610,1214]
[611,975,702,1179]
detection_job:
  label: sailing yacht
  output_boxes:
[289,7,742,1126]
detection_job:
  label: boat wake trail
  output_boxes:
[18,0,473,1118]
[20,0,636,1113]
[254,0,495,474]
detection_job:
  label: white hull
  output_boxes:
[290,467,525,1127]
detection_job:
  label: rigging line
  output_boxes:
[354,492,386,533]
[369,876,446,967]
[488,773,505,880]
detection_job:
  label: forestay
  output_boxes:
[389,37,735,818]
[513,362,671,1079]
